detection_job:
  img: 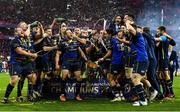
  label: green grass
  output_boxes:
[0,72,180,111]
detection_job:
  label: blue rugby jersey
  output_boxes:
[130,32,148,62]
[157,36,169,61]
[41,36,54,61]
[58,38,80,61]
[10,36,30,64]
[110,37,124,65]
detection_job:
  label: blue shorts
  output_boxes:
[62,61,81,72]
[158,59,169,71]
[35,57,44,72]
[42,60,54,72]
[133,61,148,76]
[100,60,111,71]
[9,63,34,77]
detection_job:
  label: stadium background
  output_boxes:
[0,0,180,111]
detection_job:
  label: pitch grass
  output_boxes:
[0,73,180,111]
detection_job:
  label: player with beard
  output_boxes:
[15,24,37,102]
[85,30,102,79]
[55,29,87,101]
[51,21,68,76]
[74,28,87,77]
[74,28,81,38]
[124,14,149,106]
[15,22,43,102]
[119,22,158,103]
[2,22,37,103]
[109,15,124,35]
[86,30,100,62]
[98,29,125,102]
[97,30,111,78]
[53,23,67,45]
[31,22,45,96]
[41,27,58,79]
[50,18,67,44]
[155,26,175,99]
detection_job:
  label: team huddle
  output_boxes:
[1,14,178,106]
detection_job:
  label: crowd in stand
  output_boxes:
[0,0,179,27]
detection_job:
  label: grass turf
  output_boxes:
[0,72,180,111]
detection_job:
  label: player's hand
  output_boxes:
[98,58,104,62]
[91,30,97,35]
[170,61,173,65]
[163,33,173,40]
[53,45,58,50]
[56,65,60,70]
[72,33,77,38]
[53,18,57,23]
[125,19,131,24]
[31,53,38,58]
[43,47,48,51]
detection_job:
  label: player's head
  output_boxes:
[121,25,127,33]
[124,14,134,20]
[143,27,150,33]
[157,26,166,33]
[16,27,24,37]
[32,26,42,37]
[137,26,143,33]
[117,29,125,39]
[45,26,52,37]
[100,30,105,38]
[60,24,67,34]
[157,26,166,36]
[61,22,67,28]
[114,15,122,24]
[17,21,28,38]
[124,14,135,25]
[92,30,99,40]
[17,21,28,31]
[81,29,89,38]
[104,29,113,38]
[74,27,81,36]
[65,29,73,39]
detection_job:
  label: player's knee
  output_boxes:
[31,76,37,85]
[125,67,133,78]
[132,77,141,85]
[107,74,113,82]
[10,77,19,86]
[28,73,36,84]
[164,71,170,80]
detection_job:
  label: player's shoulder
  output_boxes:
[72,38,79,43]
[54,34,60,37]
[160,35,167,42]
[111,36,118,42]
[11,36,20,44]
[43,36,50,42]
